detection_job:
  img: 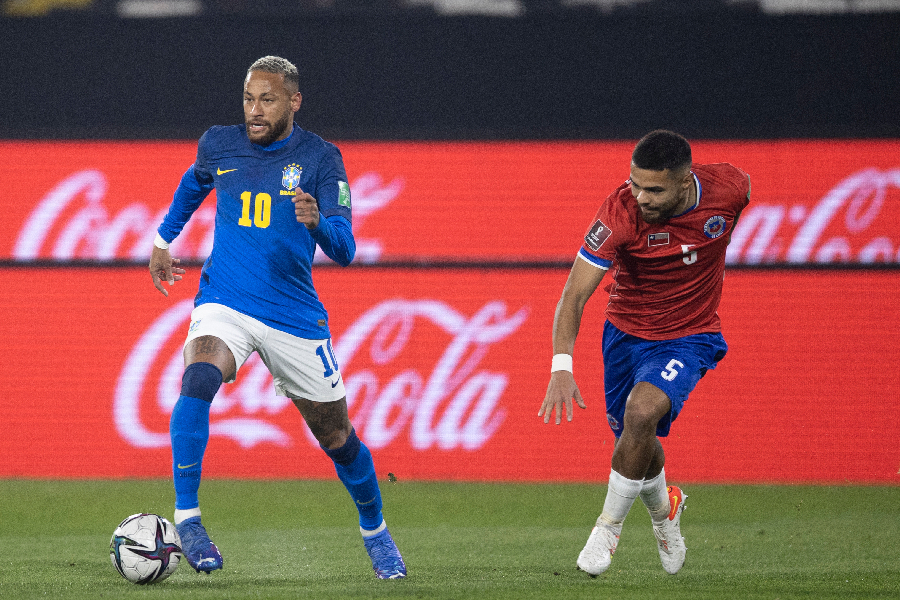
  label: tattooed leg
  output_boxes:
[290,396,352,449]
[184,335,236,381]
[292,395,386,534]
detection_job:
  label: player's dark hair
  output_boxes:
[247,56,300,93]
[632,130,692,172]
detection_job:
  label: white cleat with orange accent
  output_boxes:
[652,485,687,574]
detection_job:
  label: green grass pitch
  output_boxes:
[0,479,897,599]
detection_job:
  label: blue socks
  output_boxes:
[170,362,222,510]
[172,364,382,532]
[322,429,384,531]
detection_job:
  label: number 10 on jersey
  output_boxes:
[239,191,271,228]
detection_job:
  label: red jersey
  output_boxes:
[579,163,751,340]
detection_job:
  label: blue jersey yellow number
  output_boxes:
[239,191,272,228]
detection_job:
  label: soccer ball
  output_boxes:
[109,513,182,584]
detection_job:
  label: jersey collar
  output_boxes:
[251,123,296,152]
[673,172,702,218]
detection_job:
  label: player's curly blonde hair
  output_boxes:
[247,56,299,93]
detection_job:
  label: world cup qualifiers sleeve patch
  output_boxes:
[584,219,612,251]
[337,181,351,208]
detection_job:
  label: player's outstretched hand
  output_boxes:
[539,371,587,425]
[292,188,320,230]
[149,246,185,297]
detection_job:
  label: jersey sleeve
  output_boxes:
[578,188,626,269]
[738,167,751,210]
[156,164,214,243]
[308,214,356,267]
[721,163,751,213]
[312,143,352,222]
[191,129,216,186]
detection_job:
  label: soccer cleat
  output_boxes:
[576,518,621,576]
[363,528,407,579]
[652,485,687,574]
[175,516,223,573]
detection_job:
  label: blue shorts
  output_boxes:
[602,320,728,438]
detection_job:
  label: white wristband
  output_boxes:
[551,353,573,373]
[154,233,170,250]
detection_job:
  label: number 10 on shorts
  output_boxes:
[315,340,340,378]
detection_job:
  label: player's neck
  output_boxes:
[676,174,698,215]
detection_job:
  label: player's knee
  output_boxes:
[623,407,658,433]
[181,362,223,403]
[314,422,353,450]
[623,394,669,432]
[321,427,361,464]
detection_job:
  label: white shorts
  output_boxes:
[184,303,346,402]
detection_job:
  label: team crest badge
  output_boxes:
[282,163,303,191]
[607,413,621,431]
[704,215,727,239]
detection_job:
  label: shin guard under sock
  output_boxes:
[170,362,222,510]
[599,469,643,526]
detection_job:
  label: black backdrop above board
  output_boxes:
[1,11,898,140]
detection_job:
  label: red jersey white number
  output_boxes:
[579,163,751,340]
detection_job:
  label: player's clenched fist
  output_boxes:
[292,188,320,230]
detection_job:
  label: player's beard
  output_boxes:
[639,194,686,224]
[246,111,292,147]
[639,205,674,224]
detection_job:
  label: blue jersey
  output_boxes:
[158,124,355,339]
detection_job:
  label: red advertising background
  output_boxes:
[1,266,897,484]
[2,139,899,265]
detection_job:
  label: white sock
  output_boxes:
[639,468,670,524]
[174,508,201,525]
[361,520,386,537]
[599,469,643,527]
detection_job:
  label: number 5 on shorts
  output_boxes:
[315,340,340,378]
[661,359,685,382]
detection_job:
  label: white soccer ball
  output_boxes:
[109,513,182,584]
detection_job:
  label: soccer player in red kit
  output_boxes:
[539,130,750,576]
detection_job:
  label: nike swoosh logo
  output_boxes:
[177,462,199,469]
[331,378,341,388]
[217,168,237,175]
[668,490,681,520]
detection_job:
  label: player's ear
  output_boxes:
[292,92,302,113]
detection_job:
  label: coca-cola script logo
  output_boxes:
[13,170,403,264]
[727,168,900,264]
[114,299,529,451]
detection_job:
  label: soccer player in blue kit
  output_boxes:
[148,56,406,579]
[539,131,749,577]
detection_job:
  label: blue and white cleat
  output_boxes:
[176,516,223,573]
[363,528,407,579]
